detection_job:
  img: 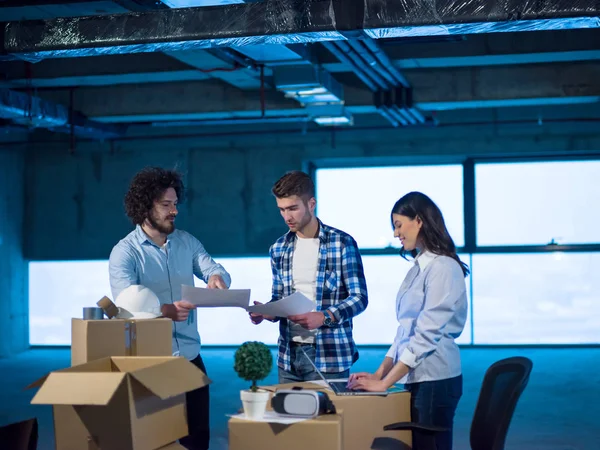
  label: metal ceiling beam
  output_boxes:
[4,48,600,89]
[0,1,131,23]
[25,62,600,123]
[4,31,600,88]
[3,0,599,61]
[0,0,165,9]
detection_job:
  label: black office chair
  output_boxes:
[383,357,533,450]
[0,417,38,450]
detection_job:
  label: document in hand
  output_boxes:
[181,285,251,308]
[245,292,314,317]
[181,286,314,317]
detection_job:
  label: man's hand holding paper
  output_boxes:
[245,292,314,316]
[287,311,325,330]
[249,301,275,325]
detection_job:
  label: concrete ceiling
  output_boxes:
[1,0,600,140]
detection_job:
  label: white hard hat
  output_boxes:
[115,285,161,319]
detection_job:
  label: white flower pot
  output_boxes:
[241,389,270,420]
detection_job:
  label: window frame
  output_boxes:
[309,153,600,346]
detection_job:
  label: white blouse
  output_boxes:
[386,251,468,384]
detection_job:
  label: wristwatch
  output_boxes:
[323,312,335,327]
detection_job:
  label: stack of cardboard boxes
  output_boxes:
[28,296,413,449]
[227,382,412,449]
[28,298,207,450]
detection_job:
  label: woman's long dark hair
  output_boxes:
[391,192,470,277]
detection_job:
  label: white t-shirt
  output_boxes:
[290,237,320,343]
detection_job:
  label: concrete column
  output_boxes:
[0,148,28,357]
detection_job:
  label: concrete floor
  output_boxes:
[0,347,598,449]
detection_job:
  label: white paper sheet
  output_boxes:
[246,292,314,316]
[228,411,309,424]
[181,285,251,308]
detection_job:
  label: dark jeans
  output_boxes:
[406,375,463,450]
[278,344,350,383]
[180,354,210,450]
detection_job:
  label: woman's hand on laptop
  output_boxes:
[347,372,381,384]
[347,372,384,391]
[347,372,381,389]
[347,377,389,392]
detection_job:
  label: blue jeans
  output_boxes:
[406,375,463,450]
[278,344,350,384]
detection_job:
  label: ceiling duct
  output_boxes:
[305,103,353,126]
[322,37,433,128]
[274,65,342,105]
[274,65,353,126]
[3,0,599,61]
[0,88,125,138]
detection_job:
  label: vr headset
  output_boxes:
[271,388,336,418]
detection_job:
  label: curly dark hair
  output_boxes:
[124,167,185,225]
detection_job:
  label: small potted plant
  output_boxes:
[234,341,273,420]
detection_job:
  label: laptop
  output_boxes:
[300,347,389,397]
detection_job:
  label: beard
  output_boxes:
[293,209,313,232]
[148,210,175,235]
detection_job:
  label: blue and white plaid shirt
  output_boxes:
[270,219,368,373]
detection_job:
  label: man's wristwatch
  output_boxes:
[323,312,335,327]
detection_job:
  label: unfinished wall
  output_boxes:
[0,147,28,357]
[23,122,600,260]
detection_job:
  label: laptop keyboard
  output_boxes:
[330,381,365,393]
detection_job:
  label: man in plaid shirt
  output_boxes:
[250,171,368,383]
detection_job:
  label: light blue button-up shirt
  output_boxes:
[108,225,231,360]
[386,251,467,384]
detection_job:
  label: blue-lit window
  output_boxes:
[29,255,471,347]
[471,252,600,344]
[476,160,600,246]
[30,159,600,348]
[193,257,279,345]
[357,254,472,345]
[29,258,279,346]
[315,165,465,249]
[29,261,112,346]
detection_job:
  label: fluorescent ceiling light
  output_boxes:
[282,87,328,96]
[313,115,353,126]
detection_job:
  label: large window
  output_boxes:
[29,258,279,346]
[316,165,464,248]
[357,255,472,345]
[471,253,600,344]
[32,256,455,346]
[29,261,113,345]
[316,158,600,346]
[476,160,600,246]
[29,158,600,348]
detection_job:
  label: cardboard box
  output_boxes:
[28,356,211,450]
[262,382,412,450]
[228,414,343,450]
[71,318,173,366]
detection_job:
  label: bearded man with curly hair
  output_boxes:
[109,166,231,450]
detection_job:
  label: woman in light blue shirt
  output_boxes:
[348,191,469,450]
